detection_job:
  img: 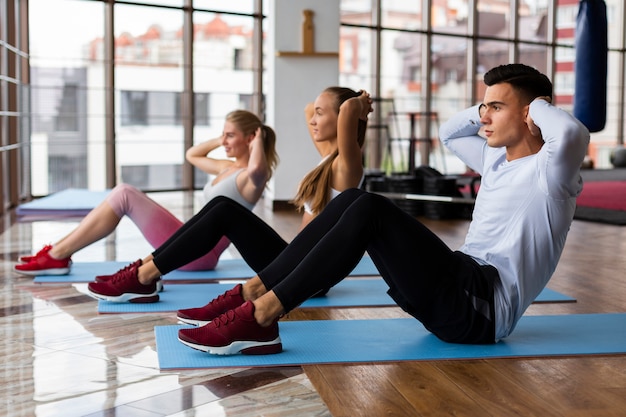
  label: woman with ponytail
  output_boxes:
[16,110,278,276]
[293,87,369,228]
[84,87,372,305]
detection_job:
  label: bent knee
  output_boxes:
[106,183,144,217]
[109,183,141,197]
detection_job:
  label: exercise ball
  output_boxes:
[609,146,626,168]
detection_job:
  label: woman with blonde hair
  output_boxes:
[86,86,372,305]
[16,110,278,276]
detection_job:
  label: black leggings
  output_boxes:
[151,196,288,276]
[258,188,498,344]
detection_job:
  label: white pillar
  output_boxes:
[266,0,340,208]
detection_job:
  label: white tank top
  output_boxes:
[303,166,365,215]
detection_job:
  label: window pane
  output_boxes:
[29,0,105,195]
[477,1,511,39]
[340,0,375,26]
[114,4,184,191]
[432,34,471,174]
[128,0,183,6]
[194,0,255,14]
[433,0,470,35]
[340,25,375,170]
[191,11,257,189]
[195,93,211,126]
[554,1,574,116]
[476,39,510,82]
[380,30,423,174]
[518,44,548,76]
[339,26,374,92]
[120,91,148,126]
[606,0,622,50]
[381,1,421,30]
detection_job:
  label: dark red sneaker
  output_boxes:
[95,260,164,292]
[14,245,72,276]
[87,260,159,303]
[178,300,282,355]
[177,284,245,326]
[95,259,142,282]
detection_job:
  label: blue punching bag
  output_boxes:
[574,0,608,132]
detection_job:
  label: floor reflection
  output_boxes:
[1,194,329,417]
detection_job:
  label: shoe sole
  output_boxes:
[176,316,211,327]
[13,267,71,276]
[87,289,159,303]
[178,336,282,355]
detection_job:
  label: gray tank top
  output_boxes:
[202,168,255,210]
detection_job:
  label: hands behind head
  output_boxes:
[354,90,374,121]
[526,96,551,136]
[339,90,373,121]
[359,90,374,120]
[250,126,264,150]
[526,117,541,137]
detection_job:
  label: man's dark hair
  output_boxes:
[483,63,553,103]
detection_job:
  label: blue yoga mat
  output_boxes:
[154,313,626,369]
[97,281,574,313]
[33,257,380,283]
[98,279,390,313]
[16,188,110,217]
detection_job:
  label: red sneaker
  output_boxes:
[95,260,164,292]
[87,261,159,303]
[14,245,72,276]
[178,300,282,355]
[177,284,245,326]
[18,244,53,263]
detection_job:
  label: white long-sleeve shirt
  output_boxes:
[439,100,589,340]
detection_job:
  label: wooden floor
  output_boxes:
[1,191,625,416]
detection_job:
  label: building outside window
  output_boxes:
[20,0,626,197]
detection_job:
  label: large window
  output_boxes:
[339,0,555,174]
[11,0,626,202]
[27,0,261,195]
[338,0,625,172]
[28,0,103,195]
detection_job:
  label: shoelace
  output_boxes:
[209,287,237,307]
[108,261,140,283]
[122,260,141,273]
[36,245,53,257]
[212,292,229,305]
[212,309,239,328]
[110,266,138,285]
[26,244,53,262]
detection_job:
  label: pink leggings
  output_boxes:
[106,184,230,271]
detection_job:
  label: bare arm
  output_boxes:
[185,137,230,175]
[333,91,372,190]
[298,211,315,231]
[236,128,271,202]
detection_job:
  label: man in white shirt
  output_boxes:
[176,63,590,355]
